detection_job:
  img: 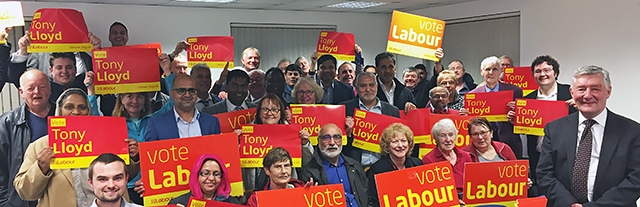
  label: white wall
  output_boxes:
[412,0,640,121]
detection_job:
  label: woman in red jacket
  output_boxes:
[463,117,517,162]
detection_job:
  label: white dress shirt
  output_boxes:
[577,109,607,202]
[378,78,395,105]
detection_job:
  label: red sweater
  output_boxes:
[463,141,517,162]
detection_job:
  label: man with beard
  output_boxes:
[374,52,416,111]
[338,62,356,96]
[316,54,355,104]
[202,70,257,114]
[341,72,404,167]
[145,75,221,141]
[88,153,142,207]
[300,124,368,207]
[247,70,266,102]
[426,86,459,115]
[282,64,303,104]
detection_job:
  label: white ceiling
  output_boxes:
[21,0,480,13]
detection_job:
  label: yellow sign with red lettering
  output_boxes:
[387,10,445,61]
[463,160,529,206]
[0,2,25,29]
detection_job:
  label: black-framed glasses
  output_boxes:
[260,107,280,114]
[320,134,342,142]
[173,88,197,95]
[299,90,315,96]
[198,171,222,178]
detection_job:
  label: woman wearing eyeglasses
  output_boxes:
[291,77,324,104]
[366,123,422,207]
[462,117,517,162]
[169,154,240,206]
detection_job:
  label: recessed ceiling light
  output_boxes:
[175,0,236,3]
[327,1,387,9]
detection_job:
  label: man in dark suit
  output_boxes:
[374,52,416,111]
[145,75,221,141]
[537,65,640,207]
[468,56,524,158]
[316,54,355,104]
[341,72,401,166]
[202,69,257,114]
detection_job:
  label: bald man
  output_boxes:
[145,74,221,141]
[0,70,56,207]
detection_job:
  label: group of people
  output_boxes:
[1,15,639,207]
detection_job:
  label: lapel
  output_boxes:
[594,110,620,189]
[392,78,403,103]
[564,113,579,169]
[166,111,180,138]
[376,78,389,102]
[198,114,209,135]
[557,83,572,101]
[61,170,74,188]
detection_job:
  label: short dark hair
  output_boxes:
[467,117,492,135]
[374,52,396,68]
[227,69,250,83]
[364,65,376,71]
[49,52,76,68]
[263,147,292,169]
[317,54,337,69]
[531,55,560,80]
[110,22,128,34]
[88,153,127,179]
[414,64,427,71]
[285,64,303,75]
[254,93,286,124]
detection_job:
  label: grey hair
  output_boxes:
[56,88,92,116]
[572,65,611,88]
[429,86,450,98]
[189,63,210,76]
[248,69,265,76]
[402,67,418,77]
[354,72,377,88]
[338,62,354,72]
[292,77,324,103]
[499,55,513,64]
[295,56,307,64]
[242,47,260,58]
[480,56,501,70]
[431,118,458,139]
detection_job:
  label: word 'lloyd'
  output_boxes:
[242,135,272,157]
[353,117,379,142]
[95,60,130,83]
[188,44,212,61]
[30,20,62,43]
[51,128,91,156]
[516,108,542,127]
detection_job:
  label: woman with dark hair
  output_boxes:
[463,117,517,161]
[169,154,240,206]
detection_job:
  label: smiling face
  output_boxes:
[285,70,301,87]
[259,99,281,124]
[170,76,197,111]
[570,73,611,119]
[435,128,456,152]
[470,124,492,150]
[438,77,457,96]
[403,71,418,89]
[198,160,222,197]
[242,50,260,71]
[60,94,90,116]
[89,162,127,204]
[108,24,128,46]
[192,67,212,95]
[296,58,310,73]
[387,133,410,159]
[533,62,557,87]
[481,63,501,85]
[296,82,316,104]
[120,93,145,117]
[19,71,51,111]
[430,87,449,110]
[50,57,76,87]
[376,57,396,84]
[338,63,355,86]
[318,124,343,159]
[356,75,378,103]
[226,76,249,105]
[318,59,336,83]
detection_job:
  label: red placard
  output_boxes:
[351,109,407,153]
[48,116,128,169]
[138,133,243,206]
[375,161,459,207]
[463,160,529,205]
[92,47,160,94]
[399,108,431,144]
[255,184,347,207]
[186,36,234,68]
[316,31,356,61]
[465,90,513,122]
[504,67,539,96]
[187,197,245,207]
[28,8,92,52]
[213,108,257,133]
[115,42,163,56]
[516,196,548,207]
[240,124,302,168]
[513,99,568,136]
[289,104,346,145]
[418,114,474,159]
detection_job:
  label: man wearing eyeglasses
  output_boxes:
[202,69,257,115]
[426,86,460,115]
[300,123,368,207]
[145,74,221,141]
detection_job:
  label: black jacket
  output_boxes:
[367,155,423,207]
[299,151,368,207]
[317,79,355,105]
[376,77,416,110]
[0,42,17,92]
[0,103,54,207]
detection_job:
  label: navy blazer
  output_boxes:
[317,79,355,104]
[145,109,221,141]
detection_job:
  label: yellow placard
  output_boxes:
[386,10,445,62]
[0,2,25,28]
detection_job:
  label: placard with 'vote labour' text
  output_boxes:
[48,116,129,169]
[255,184,347,207]
[138,133,243,206]
[504,67,539,96]
[92,47,160,94]
[387,10,445,62]
[463,160,529,206]
[351,109,407,153]
[465,90,513,122]
[28,8,92,52]
[240,124,302,168]
[316,31,356,61]
[375,161,460,207]
[213,108,257,133]
[186,36,234,68]
[513,99,568,136]
[289,104,346,145]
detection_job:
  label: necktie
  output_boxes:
[571,119,596,203]
[234,106,244,111]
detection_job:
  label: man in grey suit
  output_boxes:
[537,65,640,207]
[202,69,257,114]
